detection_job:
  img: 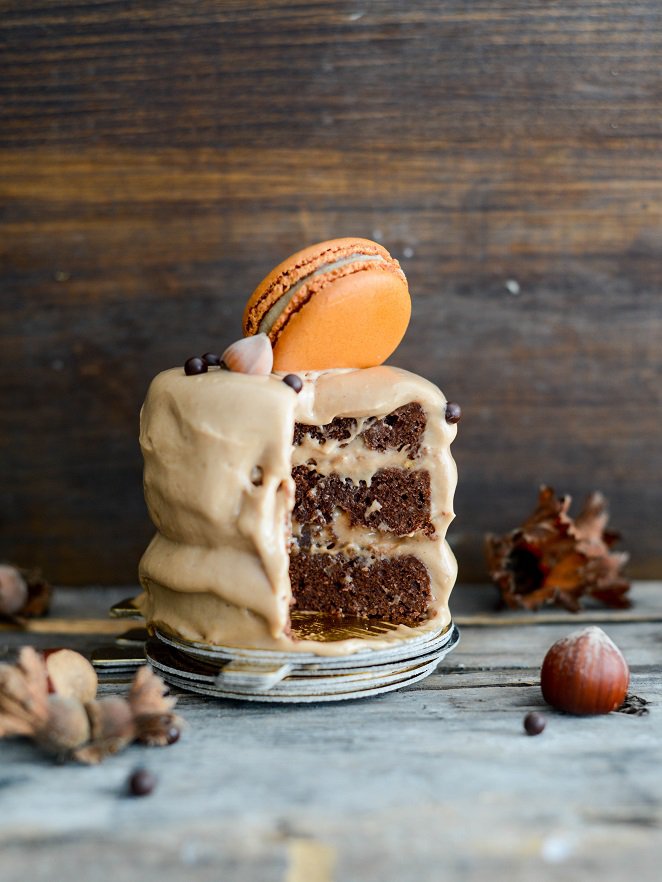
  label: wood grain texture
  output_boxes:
[0,585,661,882]
[0,1,661,584]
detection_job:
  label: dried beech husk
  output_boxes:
[485,486,630,611]
[0,647,49,737]
[128,665,177,716]
[0,651,183,764]
[74,696,137,764]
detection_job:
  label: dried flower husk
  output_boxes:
[485,486,630,611]
[0,650,183,764]
[0,647,49,737]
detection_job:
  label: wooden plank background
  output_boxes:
[1,1,661,585]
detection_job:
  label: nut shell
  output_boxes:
[540,626,629,715]
[45,649,98,703]
[221,334,273,375]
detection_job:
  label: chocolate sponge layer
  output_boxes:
[289,398,435,625]
[289,552,432,624]
[294,402,426,457]
[292,465,434,537]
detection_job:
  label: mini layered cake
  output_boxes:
[137,238,459,657]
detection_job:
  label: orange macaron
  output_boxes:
[242,238,411,371]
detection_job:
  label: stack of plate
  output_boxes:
[146,620,460,703]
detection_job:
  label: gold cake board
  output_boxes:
[104,597,460,702]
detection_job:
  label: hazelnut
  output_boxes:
[0,565,28,616]
[36,695,91,752]
[86,695,136,747]
[221,334,273,375]
[44,649,98,704]
[540,625,629,715]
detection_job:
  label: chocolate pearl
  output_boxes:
[282,374,303,393]
[445,402,462,424]
[128,767,157,797]
[184,356,208,376]
[202,352,221,367]
[523,711,546,736]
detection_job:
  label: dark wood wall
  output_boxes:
[1,1,661,585]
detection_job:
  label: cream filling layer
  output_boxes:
[258,254,387,335]
[290,399,456,611]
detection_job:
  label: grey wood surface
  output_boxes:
[0,584,660,880]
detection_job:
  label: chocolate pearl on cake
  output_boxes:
[202,352,221,367]
[184,356,208,376]
[445,402,462,424]
[128,767,157,797]
[282,374,303,393]
[523,711,546,736]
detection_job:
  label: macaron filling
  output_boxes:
[257,253,388,336]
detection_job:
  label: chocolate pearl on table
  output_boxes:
[184,356,208,376]
[445,402,462,424]
[282,374,303,393]
[523,711,546,736]
[128,767,157,797]
[202,352,221,366]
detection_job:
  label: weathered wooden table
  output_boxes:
[1,584,660,881]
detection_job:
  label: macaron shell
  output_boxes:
[271,268,411,371]
[243,237,395,336]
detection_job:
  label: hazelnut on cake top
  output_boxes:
[137,239,458,657]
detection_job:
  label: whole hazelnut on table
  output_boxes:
[540,626,630,715]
